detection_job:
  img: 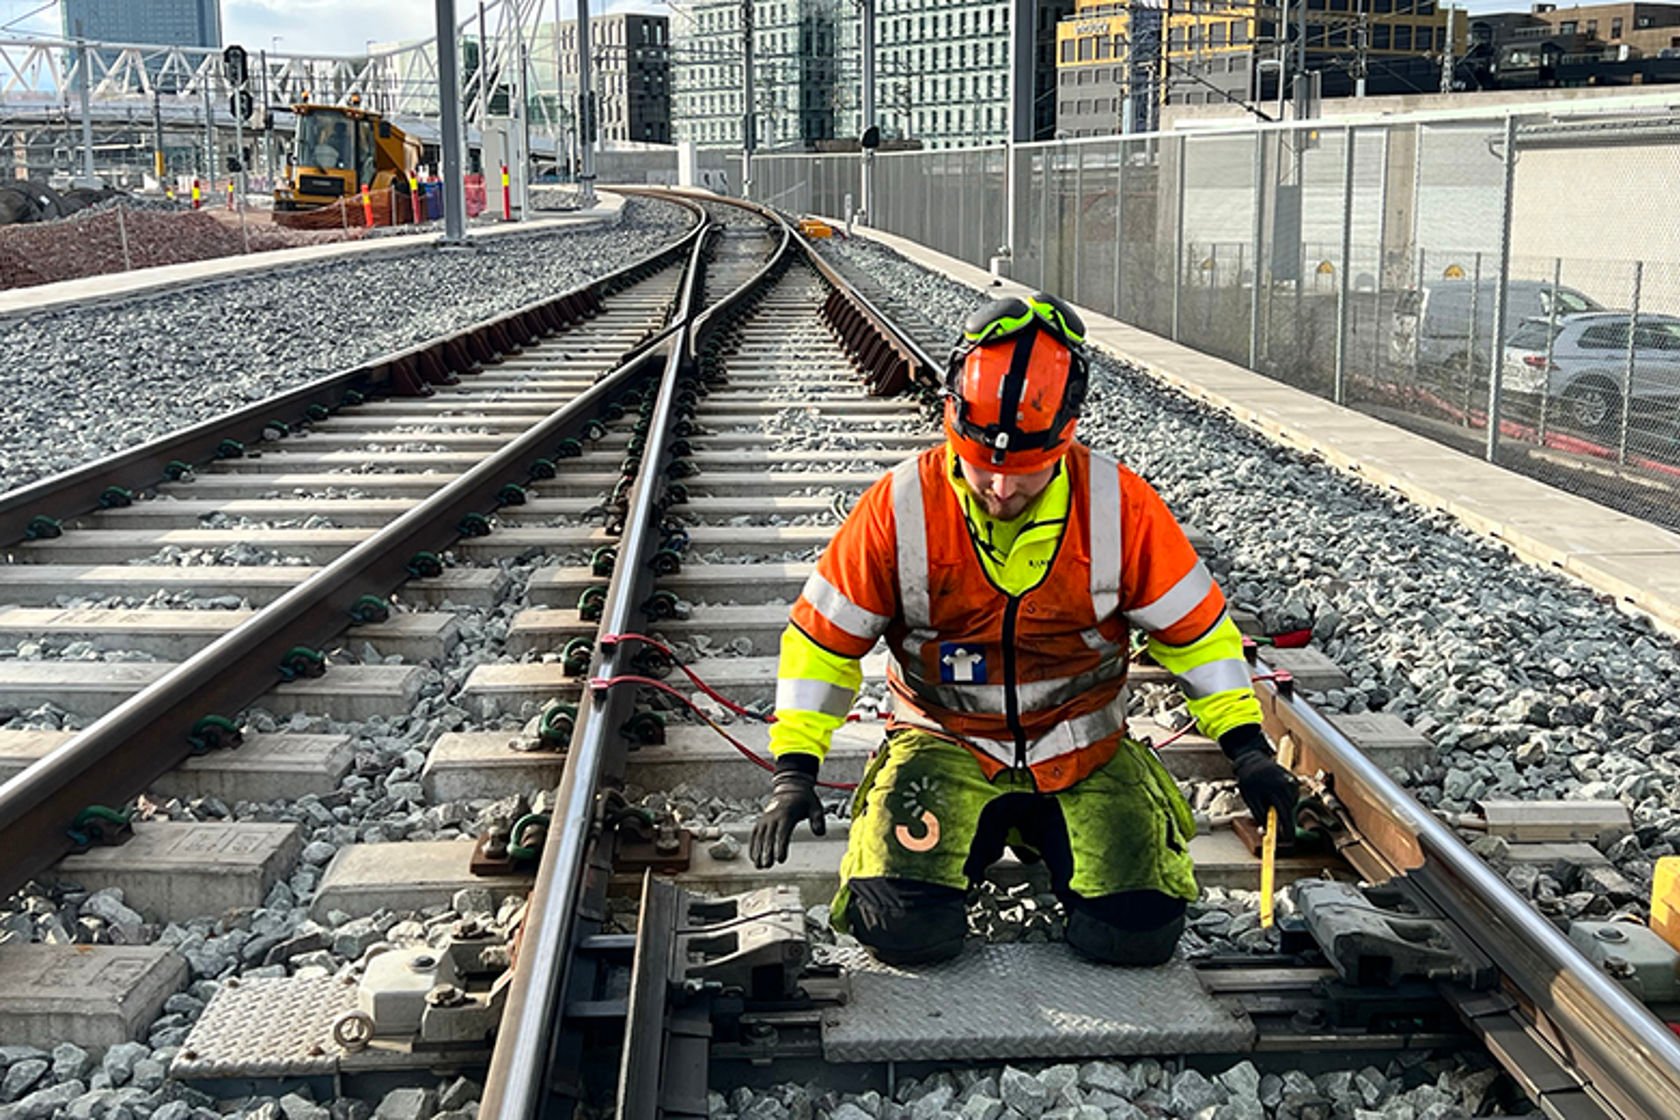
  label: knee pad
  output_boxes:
[1064,893,1187,966]
[844,877,967,965]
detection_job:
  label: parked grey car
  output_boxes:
[1501,311,1680,435]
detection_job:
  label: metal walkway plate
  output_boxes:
[172,974,489,1083]
[819,945,1256,1063]
[172,975,352,1080]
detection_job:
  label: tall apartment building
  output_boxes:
[671,0,849,150]
[672,0,1069,151]
[551,14,674,145]
[876,0,1073,146]
[1055,0,1452,135]
[61,0,222,48]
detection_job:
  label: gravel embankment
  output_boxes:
[0,197,694,496]
[819,236,1680,922]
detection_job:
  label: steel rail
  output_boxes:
[1254,660,1680,1120]
[0,217,707,901]
[790,224,942,395]
[478,196,794,1120]
[0,200,705,549]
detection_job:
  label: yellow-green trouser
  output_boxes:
[831,728,1199,933]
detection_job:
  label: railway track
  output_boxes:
[0,192,1676,1120]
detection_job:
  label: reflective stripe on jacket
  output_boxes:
[780,441,1256,791]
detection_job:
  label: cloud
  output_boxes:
[224,0,437,54]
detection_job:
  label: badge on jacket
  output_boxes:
[939,643,987,684]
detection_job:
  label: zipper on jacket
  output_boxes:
[1001,595,1028,769]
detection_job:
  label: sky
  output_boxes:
[0,0,662,56]
[0,0,1648,55]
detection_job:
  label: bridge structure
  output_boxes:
[0,0,566,185]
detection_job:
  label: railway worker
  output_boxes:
[748,292,1299,966]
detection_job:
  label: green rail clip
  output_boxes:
[99,486,134,509]
[407,551,444,578]
[578,585,608,622]
[68,805,134,851]
[349,595,391,625]
[561,636,595,676]
[538,703,577,748]
[622,711,666,746]
[507,812,551,861]
[278,646,328,682]
[24,515,62,540]
[188,714,243,754]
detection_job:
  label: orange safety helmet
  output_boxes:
[943,292,1090,474]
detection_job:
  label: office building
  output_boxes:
[550,14,674,145]
[671,0,847,149]
[1055,0,1453,135]
[61,0,222,48]
[876,0,1073,146]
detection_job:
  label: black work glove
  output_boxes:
[749,754,827,869]
[1220,725,1298,840]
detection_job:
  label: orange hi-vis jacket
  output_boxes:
[786,441,1256,792]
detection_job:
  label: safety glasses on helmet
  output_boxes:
[958,292,1087,353]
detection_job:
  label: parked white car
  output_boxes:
[1392,279,1602,382]
[1501,311,1680,435]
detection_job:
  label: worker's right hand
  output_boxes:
[748,765,826,868]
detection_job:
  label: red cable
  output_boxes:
[601,631,770,722]
[591,636,1286,788]
[590,672,858,791]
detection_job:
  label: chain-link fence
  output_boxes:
[747,94,1680,532]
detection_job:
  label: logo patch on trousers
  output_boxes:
[938,643,987,684]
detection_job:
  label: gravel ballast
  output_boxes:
[0,197,694,495]
[819,236,1680,916]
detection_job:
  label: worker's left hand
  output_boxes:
[1228,745,1299,837]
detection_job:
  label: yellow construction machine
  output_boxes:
[274,97,422,211]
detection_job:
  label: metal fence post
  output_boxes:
[1621,259,1642,465]
[1333,127,1356,406]
[115,203,132,272]
[1171,136,1187,343]
[1039,150,1051,291]
[1072,144,1085,306]
[1484,114,1518,462]
[1114,140,1127,320]
[926,154,936,254]
[1538,257,1561,445]
[1464,252,1482,427]
[1249,130,1266,370]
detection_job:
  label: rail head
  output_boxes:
[1253,660,1680,1120]
[789,222,943,396]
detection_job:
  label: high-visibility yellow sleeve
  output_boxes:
[769,623,864,764]
[1146,614,1263,741]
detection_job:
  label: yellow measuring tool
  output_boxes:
[1260,734,1295,929]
